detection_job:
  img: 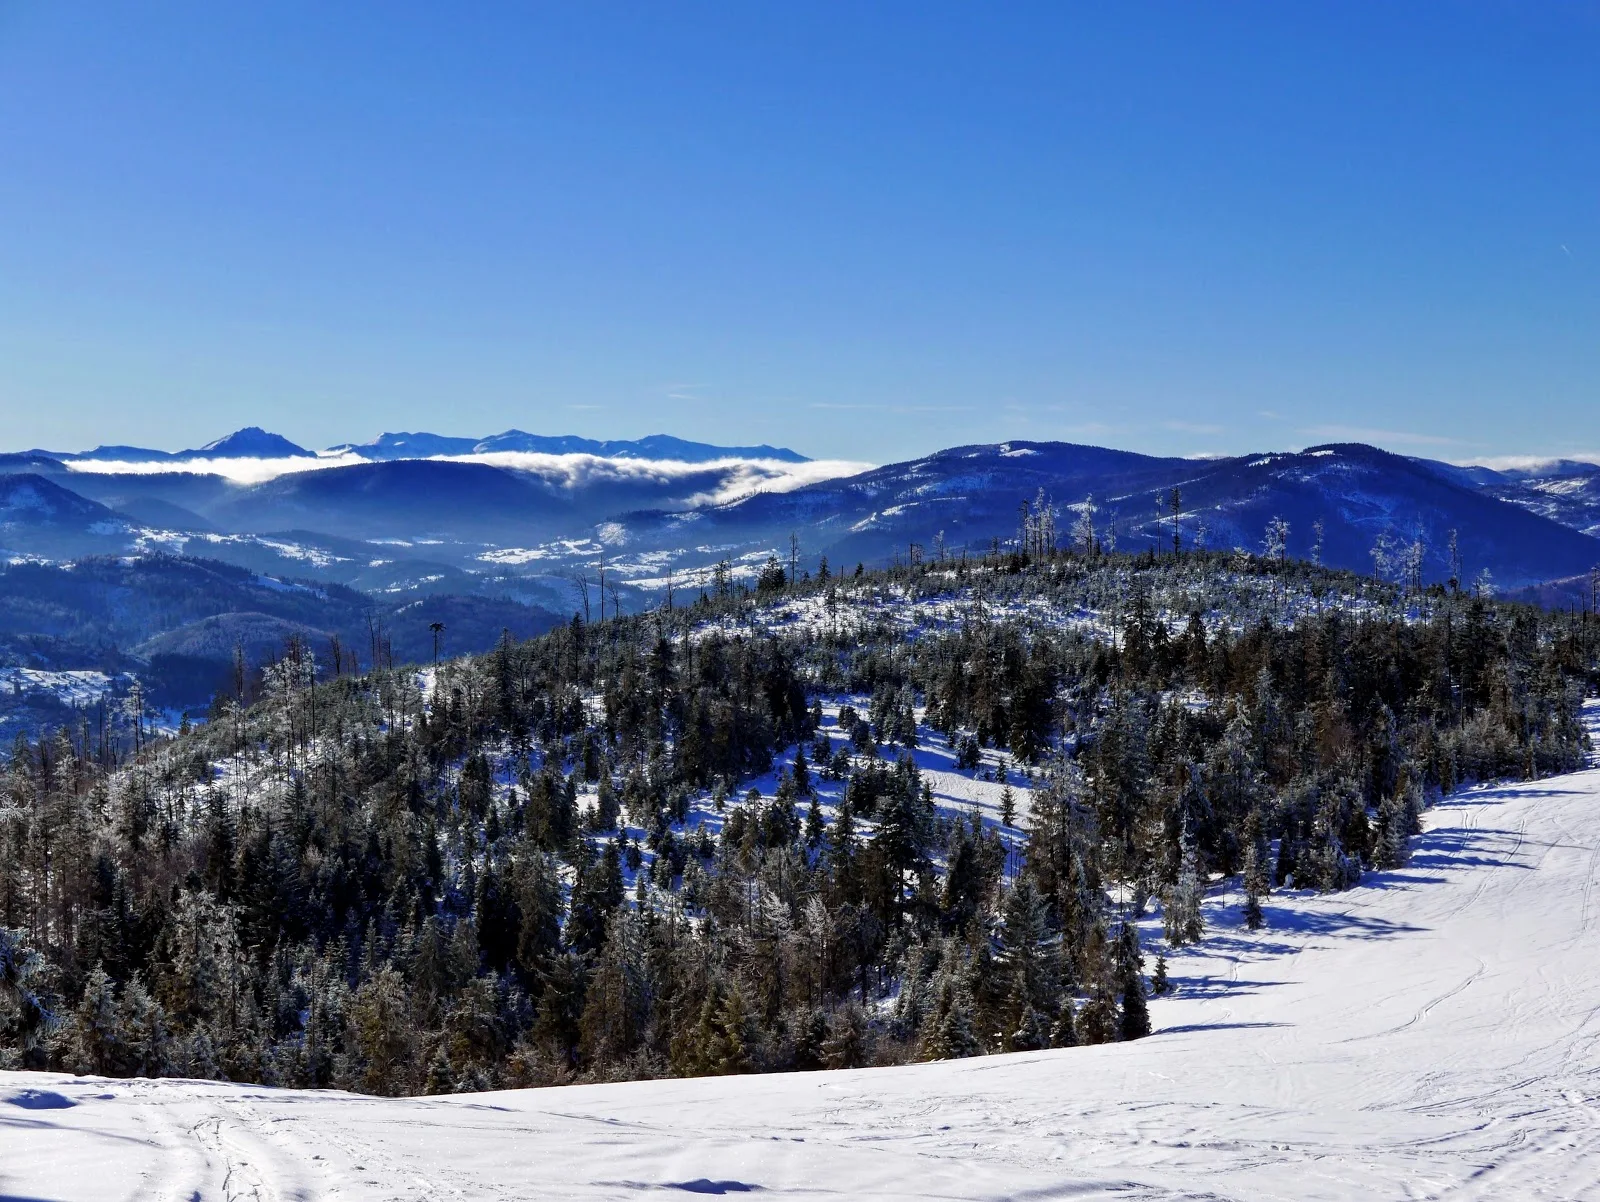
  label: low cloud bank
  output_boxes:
[1454,453,1600,474]
[63,451,876,503]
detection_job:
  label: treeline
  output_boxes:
[1,550,1592,1093]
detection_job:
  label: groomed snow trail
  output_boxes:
[9,717,1600,1200]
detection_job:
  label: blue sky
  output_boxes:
[0,2,1595,464]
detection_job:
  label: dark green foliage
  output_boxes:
[1150,954,1170,996]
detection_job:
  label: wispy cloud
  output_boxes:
[1003,402,1071,415]
[453,452,876,506]
[1163,420,1225,435]
[1258,410,1284,421]
[1299,425,1465,448]
[63,454,363,485]
[1454,452,1600,472]
[564,404,605,412]
[806,402,972,414]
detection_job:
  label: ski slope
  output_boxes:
[7,716,1600,1200]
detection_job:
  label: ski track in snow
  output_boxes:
[7,710,1600,1200]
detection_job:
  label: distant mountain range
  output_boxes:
[57,426,315,462]
[7,429,1600,588]
[4,427,1600,713]
[332,430,810,463]
[37,427,809,465]
[7,428,1600,591]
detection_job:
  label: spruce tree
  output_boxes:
[822,1003,870,1069]
[1120,979,1151,1041]
[918,968,979,1061]
[63,965,122,1075]
[1009,994,1052,1052]
[804,796,825,850]
[1113,922,1150,1040]
[349,965,416,1097]
[1150,954,1170,995]
[1076,990,1119,1045]
[1049,1000,1078,1048]
[0,927,52,1068]
[709,985,755,1075]
[1165,836,1206,947]
[996,876,1060,1045]
[1241,809,1269,930]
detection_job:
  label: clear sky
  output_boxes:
[0,2,1596,465]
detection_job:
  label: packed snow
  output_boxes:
[6,704,1600,1199]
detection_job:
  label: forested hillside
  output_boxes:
[0,555,565,746]
[2,547,1594,1093]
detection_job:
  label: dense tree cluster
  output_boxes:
[1,549,1592,1093]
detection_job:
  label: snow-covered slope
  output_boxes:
[7,706,1600,1200]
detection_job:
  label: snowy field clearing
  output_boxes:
[7,721,1600,1199]
[0,668,122,708]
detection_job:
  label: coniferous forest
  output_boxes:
[2,547,1594,1094]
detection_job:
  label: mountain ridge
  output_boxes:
[5,434,1599,598]
[47,426,812,465]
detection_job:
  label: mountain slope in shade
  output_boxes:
[1142,443,1600,586]
[1482,457,1600,481]
[622,439,1192,555]
[199,456,828,542]
[612,441,1600,589]
[0,554,565,706]
[202,459,555,539]
[5,709,1600,1199]
[0,473,120,527]
[1,452,70,472]
[1411,455,1600,540]
[1486,467,1600,539]
[0,474,146,560]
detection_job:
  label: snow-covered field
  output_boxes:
[8,726,1600,1200]
[0,667,122,708]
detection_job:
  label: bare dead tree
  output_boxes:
[573,572,592,623]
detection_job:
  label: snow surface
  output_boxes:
[7,713,1600,1200]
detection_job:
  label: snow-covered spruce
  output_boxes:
[0,551,1590,1102]
[8,723,1600,1198]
